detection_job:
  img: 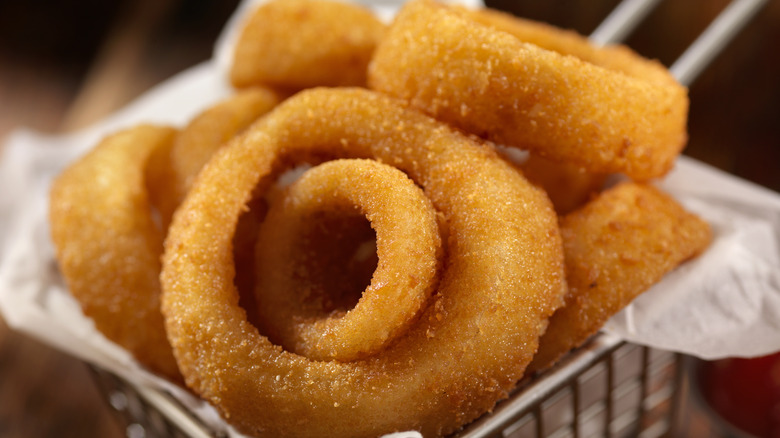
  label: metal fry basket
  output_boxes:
[90,366,222,438]
[455,334,682,438]
[86,0,768,437]
[89,334,681,438]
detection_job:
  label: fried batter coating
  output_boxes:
[519,153,608,215]
[254,159,442,362]
[150,87,282,228]
[161,88,566,437]
[230,0,386,90]
[368,0,689,180]
[49,125,181,381]
[528,182,712,372]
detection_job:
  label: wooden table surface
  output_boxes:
[1,1,778,437]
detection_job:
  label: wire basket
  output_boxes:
[88,333,681,438]
[455,334,682,438]
[90,366,221,438]
[87,0,768,437]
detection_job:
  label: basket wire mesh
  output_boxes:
[454,334,682,438]
[88,0,768,436]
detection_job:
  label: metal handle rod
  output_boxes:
[670,0,768,86]
[589,0,663,45]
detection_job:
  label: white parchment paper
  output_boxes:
[0,0,778,436]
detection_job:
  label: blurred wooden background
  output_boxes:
[0,0,778,437]
[0,1,239,437]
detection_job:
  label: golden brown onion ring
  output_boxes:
[518,153,608,215]
[150,87,282,228]
[254,192,378,331]
[230,0,386,90]
[368,0,689,180]
[254,158,442,362]
[161,87,566,437]
[528,182,711,373]
[49,125,181,381]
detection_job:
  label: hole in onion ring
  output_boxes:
[253,159,441,362]
[267,210,377,323]
[233,195,269,330]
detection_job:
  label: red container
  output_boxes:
[696,352,780,438]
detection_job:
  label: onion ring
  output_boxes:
[254,158,442,362]
[529,181,711,372]
[161,87,566,437]
[49,125,181,381]
[150,87,282,228]
[230,0,386,90]
[255,190,378,334]
[517,153,608,215]
[368,0,689,180]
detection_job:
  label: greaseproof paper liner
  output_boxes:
[604,156,780,358]
[0,0,778,437]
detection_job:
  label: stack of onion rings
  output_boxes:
[161,87,566,437]
[46,1,715,436]
[368,0,689,180]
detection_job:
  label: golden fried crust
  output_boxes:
[528,182,712,373]
[148,87,282,229]
[519,153,608,215]
[230,0,386,90]
[368,0,689,180]
[49,125,181,381]
[254,159,442,362]
[161,88,566,437]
